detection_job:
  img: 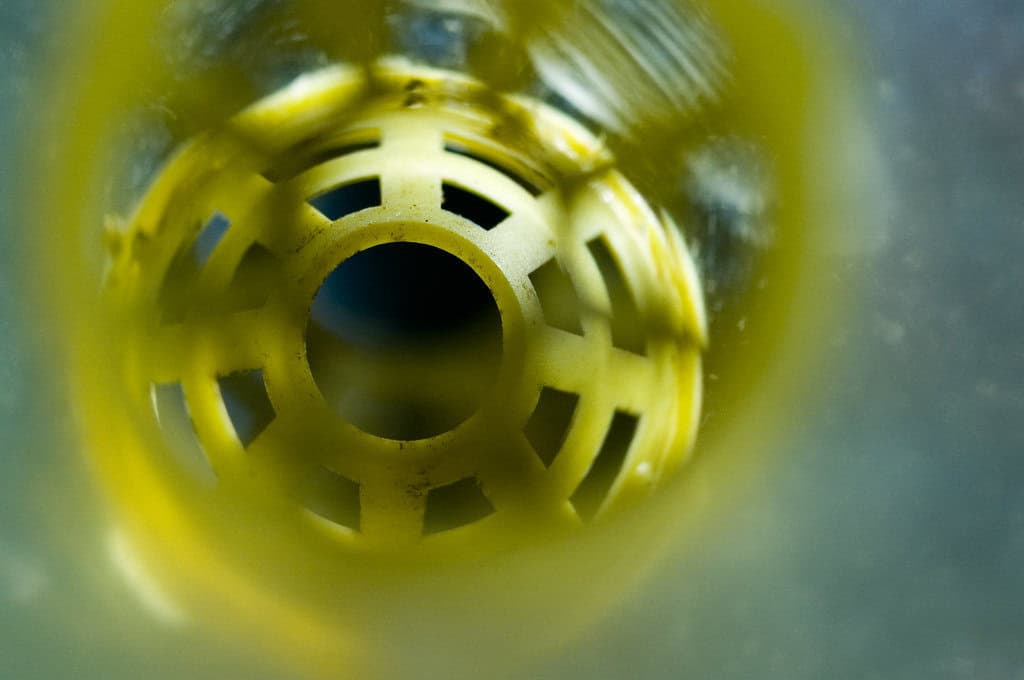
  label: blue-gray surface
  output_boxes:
[0,0,52,573]
[2,1,1023,678]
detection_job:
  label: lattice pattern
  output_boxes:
[106,61,706,550]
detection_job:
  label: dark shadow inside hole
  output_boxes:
[310,242,498,345]
[423,477,495,534]
[307,242,502,441]
[308,177,382,220]
[158,252,195,325]
[442,182,510,230]
[263,137,381,184]
[151,382,216,485]
[218,369,275,447]
[159,212,231,324]
[572,411,640,521]
[524,387,580,467]
[587,236,647,355]
[302,466,361,532]
[444,143,542,196]
[529,259,584,336]
[223,243,279,311]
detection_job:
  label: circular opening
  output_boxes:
[307,241,503,440]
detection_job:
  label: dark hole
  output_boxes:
[223,243,279,311]
[158,212,232,323]
[444,143,542,196]
[263,138,381,183]
[218,369,275,447]
[310,242,497,344]
[442,182,510,230]
[587,236,647,355]
[529,259,584,336]
[303,466,361,531]
[524,387,580,467]
[308,177,382,220]
[307,242,502,440]
[151,382,216,485]
[572,411,640,521]
[423,477,495,534]
[404,92,427,108]
[158,252,195,324]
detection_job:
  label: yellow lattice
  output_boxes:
[103,59,705,552]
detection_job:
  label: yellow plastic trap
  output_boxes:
[101,59,706,551]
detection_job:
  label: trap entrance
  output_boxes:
[307,241,503,440]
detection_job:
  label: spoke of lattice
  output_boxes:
[380,167,443,210]
[530,326,603,396]
[473,430,551,516]
[603,347,659,414]
[357,476,428,545]
[541,396,612,500]
[256,188,332,257]
[533,325,659,411]
[180,374,245,477]
[146,309,275,384]
[482,211,556,280]
[379,123,445,208]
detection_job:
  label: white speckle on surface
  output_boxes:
[0,542,48,605]
[878,78,896,103]
[877,317,907,346]
[635,461,653,480]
